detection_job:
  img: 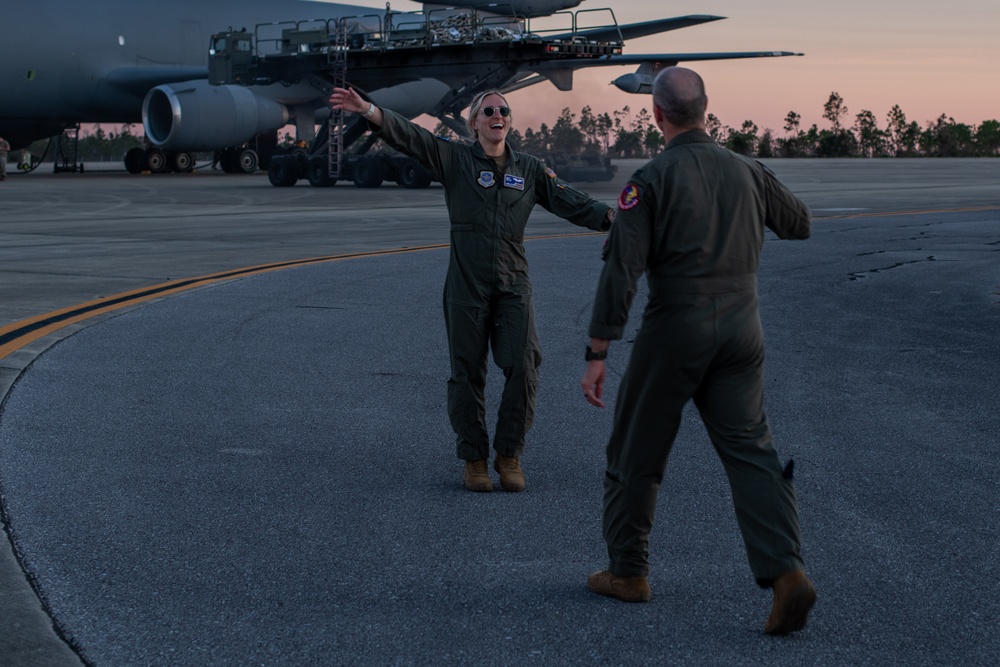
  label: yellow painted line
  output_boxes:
[2,204,995,360]
[0,244,448,360]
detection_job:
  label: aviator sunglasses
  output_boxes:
[481,106,511,118]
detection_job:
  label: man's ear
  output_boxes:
[653,104,669,134]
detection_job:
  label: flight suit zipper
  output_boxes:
[490,156,507,297]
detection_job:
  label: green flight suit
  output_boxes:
[376,109,611,460]
[589,129,811,584]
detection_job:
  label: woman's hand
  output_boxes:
[329,87,383,127]
[329,87,366,114]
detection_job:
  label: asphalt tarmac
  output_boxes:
[1,159,998,666]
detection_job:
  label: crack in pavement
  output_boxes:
[848,255,937,281]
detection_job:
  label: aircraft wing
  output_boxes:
[550,15,725,43]
[106,66,209,96]
[594,51,804,66]
[513,52,803,95]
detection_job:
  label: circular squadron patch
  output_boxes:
[618,183,640,210]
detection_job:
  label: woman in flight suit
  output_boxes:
[331,87,614,493]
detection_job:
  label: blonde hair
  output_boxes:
[467,89,512,138]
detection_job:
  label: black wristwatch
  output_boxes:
[585,345,608,361]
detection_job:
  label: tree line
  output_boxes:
[77,124,145,160]
[436,91,1000,159]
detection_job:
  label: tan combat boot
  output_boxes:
[586,570,651,602]
[493,455,525,492]
[464,460,492,492]
[764,569,816,635]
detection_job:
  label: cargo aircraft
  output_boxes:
[0,0,801,175]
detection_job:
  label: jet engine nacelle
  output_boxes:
[612,73,653,95]
[143,80,289,151]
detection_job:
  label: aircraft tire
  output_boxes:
[171,151,195,173]
[268,156,299,187]
[124,147,147,174]
[146,148,170,174]
[218,149,237,173]
[398,158,432,189]
[238,148,259,174]
[352,157,385,188]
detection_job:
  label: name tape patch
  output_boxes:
[503,174,525,191]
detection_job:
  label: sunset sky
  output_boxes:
[354,0,1000,134]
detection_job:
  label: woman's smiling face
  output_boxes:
[472,93,512,146]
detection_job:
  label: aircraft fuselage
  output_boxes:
[0,0,361,147]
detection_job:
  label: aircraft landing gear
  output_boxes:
[145,147,171,173]
[124,147,147,174]
[171,151,195,173]
[216,146,259,174]
[237,148,258,174]
[124,146,194,174]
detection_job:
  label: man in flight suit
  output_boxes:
[580,67,816,635]
[332,87,614,493]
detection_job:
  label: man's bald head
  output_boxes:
[652,67,708,130]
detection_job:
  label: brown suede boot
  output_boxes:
[764,569,816,635]
[464,460,492,492]
[493,455,525,492]
[587,570,651,602]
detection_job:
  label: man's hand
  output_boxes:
[581,360,606,408]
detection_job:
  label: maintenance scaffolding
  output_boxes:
[207,6,624,187]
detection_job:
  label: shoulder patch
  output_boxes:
[618,183,641,210]
[545,167,558,179]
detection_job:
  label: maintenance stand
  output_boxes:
[207,6,623,188]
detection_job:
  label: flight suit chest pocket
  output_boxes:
[450,183,491,230]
